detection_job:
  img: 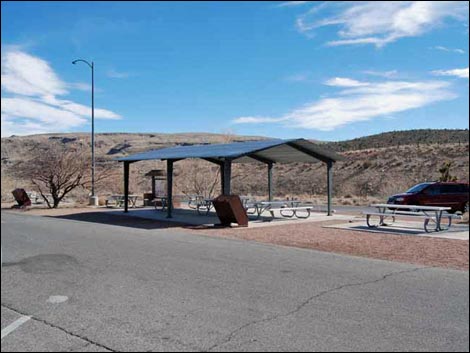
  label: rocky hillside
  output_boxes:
[324,129,469,152]
[1,130,469,204]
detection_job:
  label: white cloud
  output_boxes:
[233,116,284,124]
[1,50,68,96]
[324,77,369,87]
[2,97,86,127]
[277,1,311,8]
[233,78,457,131]
[362,70,398,78]
[285,73,310,82]
[41,95,121,119]
[295,1,469,47]
[107,69,130,79]
[67,82,92,91]
[432,46,466,54]
[1,49,121,137]
[431,67,469,79]
[1,115,55,137]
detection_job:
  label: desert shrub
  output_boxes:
[438,161,458,182]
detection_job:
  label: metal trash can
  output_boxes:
[212,194,249,227]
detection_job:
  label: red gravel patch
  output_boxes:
[185,221,469,271]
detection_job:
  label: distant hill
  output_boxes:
[1,132,266,167]
[324,129,469,152]
[1,129,469,204]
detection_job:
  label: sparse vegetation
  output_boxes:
[12,143,115,208]
[438,161,458,182]
[1,130,469,206]
[325,129,469,152]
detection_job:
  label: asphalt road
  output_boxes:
[1,212,468,352]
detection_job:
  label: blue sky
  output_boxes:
[1,1,469,141]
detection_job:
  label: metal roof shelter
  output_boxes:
[117,138,343,218]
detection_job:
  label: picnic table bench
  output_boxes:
[268,206,314,219]
[186,195,204,210]
[191,196,252,216]
[153,196,169,211]
[106,195,140,208]
[196,198,214,215]
[364,204,462,232]
[249,200,315,219]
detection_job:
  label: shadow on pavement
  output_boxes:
[48,212,189,230]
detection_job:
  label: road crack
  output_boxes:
[2,303,204,352]
[205,266,433,351]
[1,304,116,352]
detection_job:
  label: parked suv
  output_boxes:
[387,182,469,213]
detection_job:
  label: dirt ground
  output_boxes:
[3,206,469,271]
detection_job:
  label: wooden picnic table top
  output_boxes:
[370,204,451,211]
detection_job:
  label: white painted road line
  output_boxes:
[47,295,68,304]
[1,316,31,339]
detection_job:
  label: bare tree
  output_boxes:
[15,144,114,208]
[176,160,221,199]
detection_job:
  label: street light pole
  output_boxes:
[72,59,97,205]
[91,61,95,198]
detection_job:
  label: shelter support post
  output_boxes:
[151,175,156,199]
[268,163,273,201]
[220,163,225,195]
[222,159,232,195]
[167,160,174,218]
[327,160,333,216]
[124,161,130,213]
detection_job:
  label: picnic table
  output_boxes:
[106,195,140,208]
[251,200,304,218]
[193,196,252,216]
[154,196,169,211]
[365,204,462,232]
[186,195,205,210]
[196,198,215,215]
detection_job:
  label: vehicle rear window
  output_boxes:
[440,184,461,194]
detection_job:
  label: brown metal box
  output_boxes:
[212,195,248,227]
[12,188,32,208]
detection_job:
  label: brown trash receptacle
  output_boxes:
[143,193,154,206]
[12,188,32,208]
[212,194,248,227]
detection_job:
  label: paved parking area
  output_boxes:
[2,212,469,352]
[2,306,108,351]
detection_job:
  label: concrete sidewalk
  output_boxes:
[324,220,469,240]
[107,206,352,228]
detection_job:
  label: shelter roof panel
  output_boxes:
[116,138,343,163]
